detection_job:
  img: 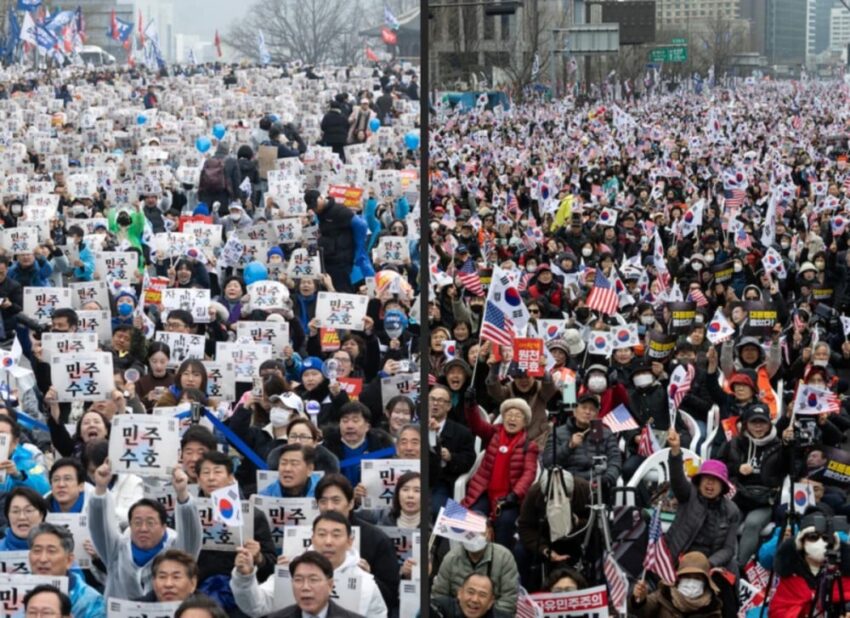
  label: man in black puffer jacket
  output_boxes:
[304,190,355,292]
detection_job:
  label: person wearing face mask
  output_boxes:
[716,403,789,564]
[665,429,741,580]
[630,552,723,617]
[636,303,660,335]
[718,335,781,416]
[582,364,629,417]
[107,204,145,267]
[222,201,253,233]
[770,513,850,618]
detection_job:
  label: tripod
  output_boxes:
[580,454,614,583]
[808,555,848,618]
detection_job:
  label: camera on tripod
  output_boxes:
[793,418,818,449]
[592,455,608,475]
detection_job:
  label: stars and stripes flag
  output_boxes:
[793,384,841,415]
[442,499,487,533]
[586,269,619,316]
[725,188,746,209]
[668,362,695,409]
[604,553,629,616]
[637,425,659,457]
[687,288,709,308]
[457,260,484,297]
[516,588,542,618]
[481,301,514,347]
[735,226,752,250]
[602,404,639,433]
[643,506,677,583]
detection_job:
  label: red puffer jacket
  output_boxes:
[461,402,539,511]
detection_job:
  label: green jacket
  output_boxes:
[432,542,518,615]
[107,208,145,269]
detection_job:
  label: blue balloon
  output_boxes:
[268,114,280,123]
[243,261,268,286]
[212,123,227,140]
[113,149,124,157]
[369,118,381,133]
[196,136,212,153]
[403,131,419,150]
[136,114,147,125]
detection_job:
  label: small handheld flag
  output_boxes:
[211,483,243,528]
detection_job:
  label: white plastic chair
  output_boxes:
[626,447,702,490]
[679,411,702,452]
[701,405,720,460]
[453,450,485,503]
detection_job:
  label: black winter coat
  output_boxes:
[541,418,622,487]
[317,200,355,268]
[321,109,350,146]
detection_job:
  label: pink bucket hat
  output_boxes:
[693,459,732,494]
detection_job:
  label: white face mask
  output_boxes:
[230,212,242,221]
[676,577,705,599]
[582,247,593,257]
[804,538,828,563]
[704,253,714,262]
[640,315,655,326]
[781,242,790,250]
[812,359,828,367]
[462,535,488,553]
[692,262,703,271]
[587,376,607,393]
[733,262,743,273]
[270,407,289,427]
[633,373,653,388]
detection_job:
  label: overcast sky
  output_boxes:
[172,0,248,38]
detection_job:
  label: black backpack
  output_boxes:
[199,157,228,194]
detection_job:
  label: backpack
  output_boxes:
[199,157,228,194]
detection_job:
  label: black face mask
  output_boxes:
[117,214,131,227]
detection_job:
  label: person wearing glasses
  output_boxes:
[0,487,47,551]
[232,516,382,618]
[27,523,104,617]
[272,417,340,474]
[428,384,475,518]
[22,584,72,618]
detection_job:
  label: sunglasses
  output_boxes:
[803,532,831,543]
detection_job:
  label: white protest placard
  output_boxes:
[153,232,193,260]
[195,497,254,551]
[77,309,112,345]
[400,581,420,617]
[23,287,72,324]
[281,526,360,559]
[106,599,180,618]
[270,218,302,244]
[412,532,421,581]
[246,281,289,311]
[183,222,223,253]
[215,342,273,382]
[273,568,362,613]
[3,174,28,195]
[238,239,266,269]
[109,415,179,478]
[94,251,137,285]
[219,235,245,268]
[314,292,370,330]
[202,360,236,402]
[372,169,403,200]
[66,173,97,198]
[286,247,323,280]
[380,373,419,407]
[161,288,211,324]
[40,332,98,363]
[529,584,610,617]
[0,551,29,575]
[45,512,93,569]
[50,352,114,403]
[379,526,415,568]
[374,236,410,265]
[153,332,206,368]
[251,496,320,550]
[0,228,38,254]
[0,575,68,617]
[361,459,420,509]
[69,280,110,310]
[0,435,9,484]
[142,480,177,528]
[236,321,290,357]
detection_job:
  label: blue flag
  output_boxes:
[34,23,57,51]
[108,17,132,43]
[6,8,20,63]
[17,0,41,11]
[384,6,399,30]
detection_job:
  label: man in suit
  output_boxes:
[267,551,365,618]
[429,384,476,518]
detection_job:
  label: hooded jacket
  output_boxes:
[230,547,387,618]
[629,581,723,618]
[88,492,202,600]
[769,537,850,618]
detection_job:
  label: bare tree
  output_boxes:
[697,13,747,77]
[429,0,484,87]
[224,0,375,66]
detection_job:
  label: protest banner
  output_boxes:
[0,552,29,575]
[50,352,114,403]
[327,184,365,209]
[0,228,38,254]
[76,310,112,345]
[40,332,98,363]
[161,288,211,324]
[143,276,171,307]
[70,280,110,310]
[668,301,697,335]
[94,251,137,285]
[23,286,72,324]
[251,496,320,550]
[375,236,410,265]
[270,218,303,244]
[45,513,93,569]
[195,497,254,550]
[744,301,777,337]
[314,292,370,330]
[286,248,323,280]
[809,446,850,488]
[379,526,415,567]
[202,360,236,402]
[215,342,273,382]
[0,574,68,618]
[512,338,545,377]
[361,459,421,509]
[246,281,290,311]
[281,526,361,559]
[109,415,179,478]
[400,581,420,618]
[106,599,180,618]
[153,332,206,368]
[236,321,290,357]
[380,373,419,407]
[647,332,676,361]
[142,480,177,529]
[529,584,610,617]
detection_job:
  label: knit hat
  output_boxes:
[693,459,732,494]
[728,372,756,391]
[546,339,570,355]
[500,398,532,425]
[115,289,136,304]
[193,202,210,216]
[442,358,472,376]
[795,509,839,550]
[300,356,324,378]
[267,246,285,260]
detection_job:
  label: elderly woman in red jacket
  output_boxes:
[462,389,539,548]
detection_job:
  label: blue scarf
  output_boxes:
[50,492,85,514]
[1,531,29,550]
[131,533,167,567]
[168,384,182,401]
[297,293,316,333]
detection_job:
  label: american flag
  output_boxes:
[637,425,660,457]
[601,404,638,433]
[516,589,541,618]
[668,363,695,409]
[586,269,619,316]
[725,188,746,209]
[507,191,520,219]
[604,553,629,616]
[644,506,677,583]
[518,271,533,292]
[735,227,752,250]
[793,310,806,332]
[442,499,487,533]
[481,301,514,347]
[687,288,709,308]
[457,260,484,297]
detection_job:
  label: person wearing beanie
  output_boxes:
[665,428,741,583]
[193,203,210,217]
[294,356,349,428]
[460,388,539,548]
[235,144,259,204]
[266,246,285,263]
[770,512,850,617]
[630,551,723,617]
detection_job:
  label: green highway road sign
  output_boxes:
[671,38,687,45]
[649,46,688,63]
